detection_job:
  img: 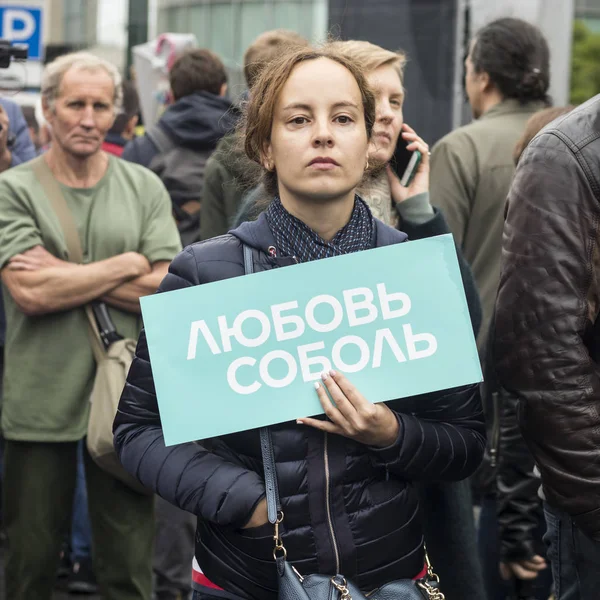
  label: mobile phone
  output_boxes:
[391,139,422,188]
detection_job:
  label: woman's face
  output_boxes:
[367,64,404,164]
[264,57,369,204]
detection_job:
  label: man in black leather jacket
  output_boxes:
[495,95,600,599]
[479,106,578,600]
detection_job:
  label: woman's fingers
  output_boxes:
[406,139,429,154]
[297,416,344,436]
[401,122,417,135]
[329,370,366,408]
[300,371,398,447]
[312,377,352,430]
[322,370,360,414]
[403,134,429,152]
[298,374,347,434]
[299,371,363,435]
[386,164,408,204]
[325,370,382,435]
[402,128,430,157]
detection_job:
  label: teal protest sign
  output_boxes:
[141,234,482,446]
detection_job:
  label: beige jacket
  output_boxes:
[430,99,545,353]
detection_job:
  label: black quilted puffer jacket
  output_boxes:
[114,213,486,599]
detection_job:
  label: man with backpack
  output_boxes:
[122,48,237,246]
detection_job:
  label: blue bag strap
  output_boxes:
[242,243,281,525]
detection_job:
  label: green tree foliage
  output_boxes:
[570,20,600,104]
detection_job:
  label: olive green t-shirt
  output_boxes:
[0,156,182,441]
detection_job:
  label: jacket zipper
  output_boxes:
[490,391,500,468]
[324,432,341,573]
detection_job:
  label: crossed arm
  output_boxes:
[1,245,169,316]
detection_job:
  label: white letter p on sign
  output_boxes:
[3,9,35,42]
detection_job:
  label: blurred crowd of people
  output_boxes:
[0,15,595,600]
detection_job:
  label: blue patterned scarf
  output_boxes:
[265,196,374,263]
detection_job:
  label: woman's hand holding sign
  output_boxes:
[298,371,400,448]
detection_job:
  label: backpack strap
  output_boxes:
[146,125,176,155]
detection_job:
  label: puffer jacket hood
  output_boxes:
[159,91,238,152]
[121,91,239,169]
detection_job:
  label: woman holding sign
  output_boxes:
[234,42,463,265]
[115,45,485,600]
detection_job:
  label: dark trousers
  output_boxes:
[544,503,600,600]
[419,479,486,600]
[3,439,154,600]
[71,439,93,561]
[154,495,195,600]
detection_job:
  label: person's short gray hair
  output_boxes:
[41,52,123,111]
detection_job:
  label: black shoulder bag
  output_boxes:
[242,244,445,600]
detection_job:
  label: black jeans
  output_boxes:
[544,503,600,600]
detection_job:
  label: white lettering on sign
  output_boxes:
[259,350,298,388]
[3,9,35,42]
[343,287,378,326]
[186,283,439,394]
[372,328,407,368]
[404,324,438,360]
[218,309,271,352]
[271,301,305,341]
[305,294,344,333]
[227,357,260,395]
[225,327,438,395]
[332,335,370,373]
[187,320,221,360]
[298,341,332,382]
[377,283,411,319]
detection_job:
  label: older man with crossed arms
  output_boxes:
[0,52,181,600]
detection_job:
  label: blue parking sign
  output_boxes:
[0,6,43,60]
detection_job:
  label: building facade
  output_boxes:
[154,0,327,94]
[153,0,574,145]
